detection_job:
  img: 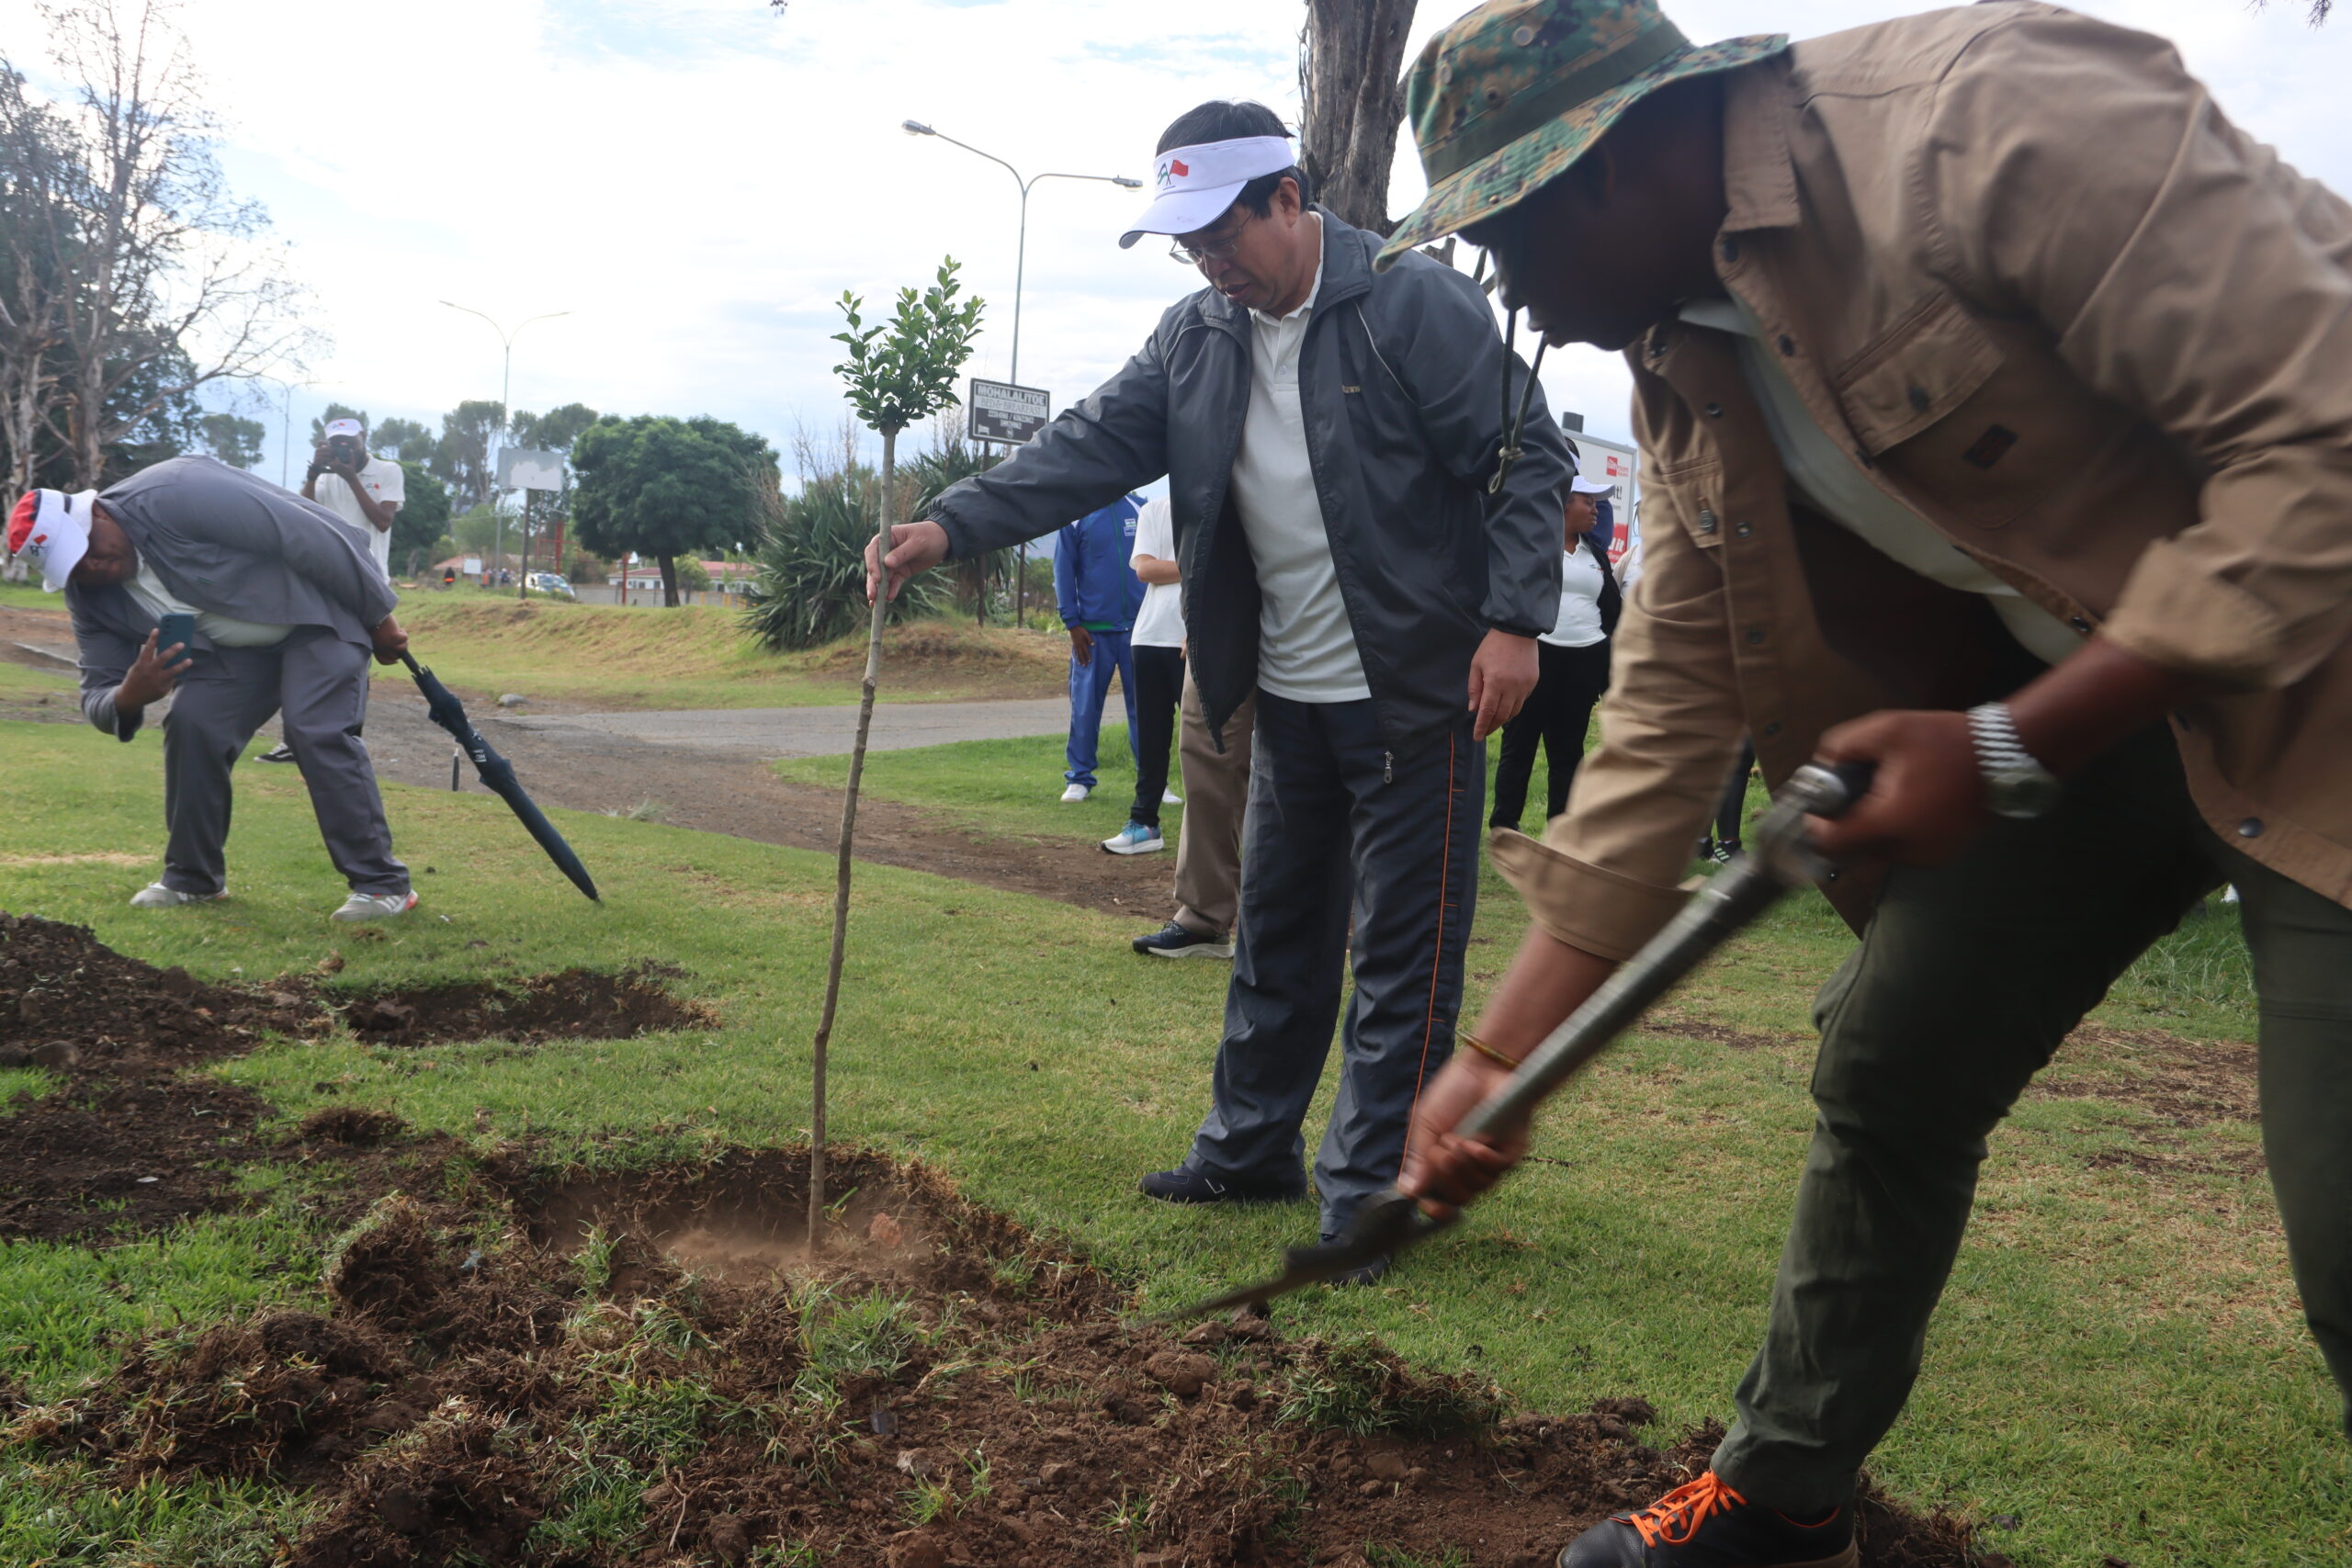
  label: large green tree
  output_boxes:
[390,459,449,575]
[570,413,775,607]
[195,412,264,468]
[371,417,434,464]
[429,399,503,510]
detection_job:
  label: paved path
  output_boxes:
[498,697,1072,757]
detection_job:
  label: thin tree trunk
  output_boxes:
[808,423,899,1252]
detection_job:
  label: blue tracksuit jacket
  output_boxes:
[1054,496,1145,630]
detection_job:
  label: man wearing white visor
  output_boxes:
[871,101,1575,1280]
[8,457,418,922]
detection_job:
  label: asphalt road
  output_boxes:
[495,697,1071,755]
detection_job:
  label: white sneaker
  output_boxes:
[1060,783,1091,803]
[1100,821,1166,856]
[331,890,418,923]
[129,883,225,908]
[1162,789,1183,805]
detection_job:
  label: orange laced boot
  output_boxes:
[1558,1470,1859,1567]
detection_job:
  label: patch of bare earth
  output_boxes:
[0,914,707,1243]
[2034,1023,2264,1177]
[7,1145,1982,1568]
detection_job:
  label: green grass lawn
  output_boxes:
[0,718,2343,1565]
[376,596,1069,710]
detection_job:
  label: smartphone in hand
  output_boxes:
[157,612,197,656]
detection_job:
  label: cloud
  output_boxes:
[4,0,2347,488]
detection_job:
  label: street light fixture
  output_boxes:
[900,118,1138,387]
[440,302,571,597]
[903,121,1137,623]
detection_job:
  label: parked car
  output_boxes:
[526,571,576,602]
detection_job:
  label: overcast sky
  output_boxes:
[3,0,2346,490]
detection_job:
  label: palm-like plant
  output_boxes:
[742,462,951,650]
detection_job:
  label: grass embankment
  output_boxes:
[378,595,1070,710]
[0,719,2342,1565]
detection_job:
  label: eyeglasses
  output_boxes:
[1170,210,1255,266]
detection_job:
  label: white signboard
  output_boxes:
[462,556,483,575]
[1571,433,1640,570]
[497,447,565,492]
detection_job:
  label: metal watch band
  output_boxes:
[1966,701,2060,818]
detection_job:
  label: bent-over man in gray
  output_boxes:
[10,457,417,922]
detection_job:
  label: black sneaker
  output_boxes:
[1710,840,1740,865]
[1138,1165,1306,1205]
[1131,920,1234,960]
[1561,1472,1856,1567]
[257,741,297,763]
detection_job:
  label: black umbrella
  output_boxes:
[401,652,599,901]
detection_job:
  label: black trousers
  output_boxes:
[1190,694,1482,1236]
[1489,637,1610,832]
[1129,644,1185,829]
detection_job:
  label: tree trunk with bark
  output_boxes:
[1298,0,1419,234]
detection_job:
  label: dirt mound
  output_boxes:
[0,915,707,1242]
[18,1145,1981,1568]
[0,912,325,1241]
[338,964,710,1046]
[0,910,324,1065]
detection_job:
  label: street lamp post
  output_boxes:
[903,120,1138,625]
[440,302,571,598]
[263,375,312,490]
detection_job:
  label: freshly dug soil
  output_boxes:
[0,914,706,1242]
[0,911,324,1241]
[15,1145,1984,1568]
[336,964,711,1047]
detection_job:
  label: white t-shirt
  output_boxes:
[128,560,289,648]
[311,457,405,579]
[1129,496,1185,649]
[1541,542,1609,649]
[1679,296,2082,667]
[1230,226,1370,705]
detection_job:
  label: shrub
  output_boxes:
[742,462,951,651]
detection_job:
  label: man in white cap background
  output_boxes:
[8,456,418,922]
[304,415,404,579]
[869,98,1574,1280]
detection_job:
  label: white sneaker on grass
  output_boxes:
[1162,788,1183,805]
[331,890,418,923]
[1101,821,1166,856]
[129,883,226,908]
[1059,783,1091,803]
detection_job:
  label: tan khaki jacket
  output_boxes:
[1500,3,2352,961]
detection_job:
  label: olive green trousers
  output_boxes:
[1712,726,2352,1511]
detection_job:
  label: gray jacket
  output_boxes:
[930,210,1574,757]
[68,457,398,739]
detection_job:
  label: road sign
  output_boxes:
[968,378,1050,446]
[497,447,564,491]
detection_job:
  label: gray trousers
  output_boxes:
[1189,693,1481,1236]
[160,629,407,897]
[1713,724,2352,1510]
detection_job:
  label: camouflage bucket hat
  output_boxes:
[1377,0,1786,269]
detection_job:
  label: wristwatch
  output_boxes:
[1965,702,2061,819]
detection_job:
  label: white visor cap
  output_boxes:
[1120,135,1297,249]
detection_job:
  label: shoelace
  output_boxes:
[1623,1472,1747,1547]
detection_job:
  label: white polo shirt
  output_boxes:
[311,457,405,579]
[1129,496,1185,649]
[1230,225,1370,705]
